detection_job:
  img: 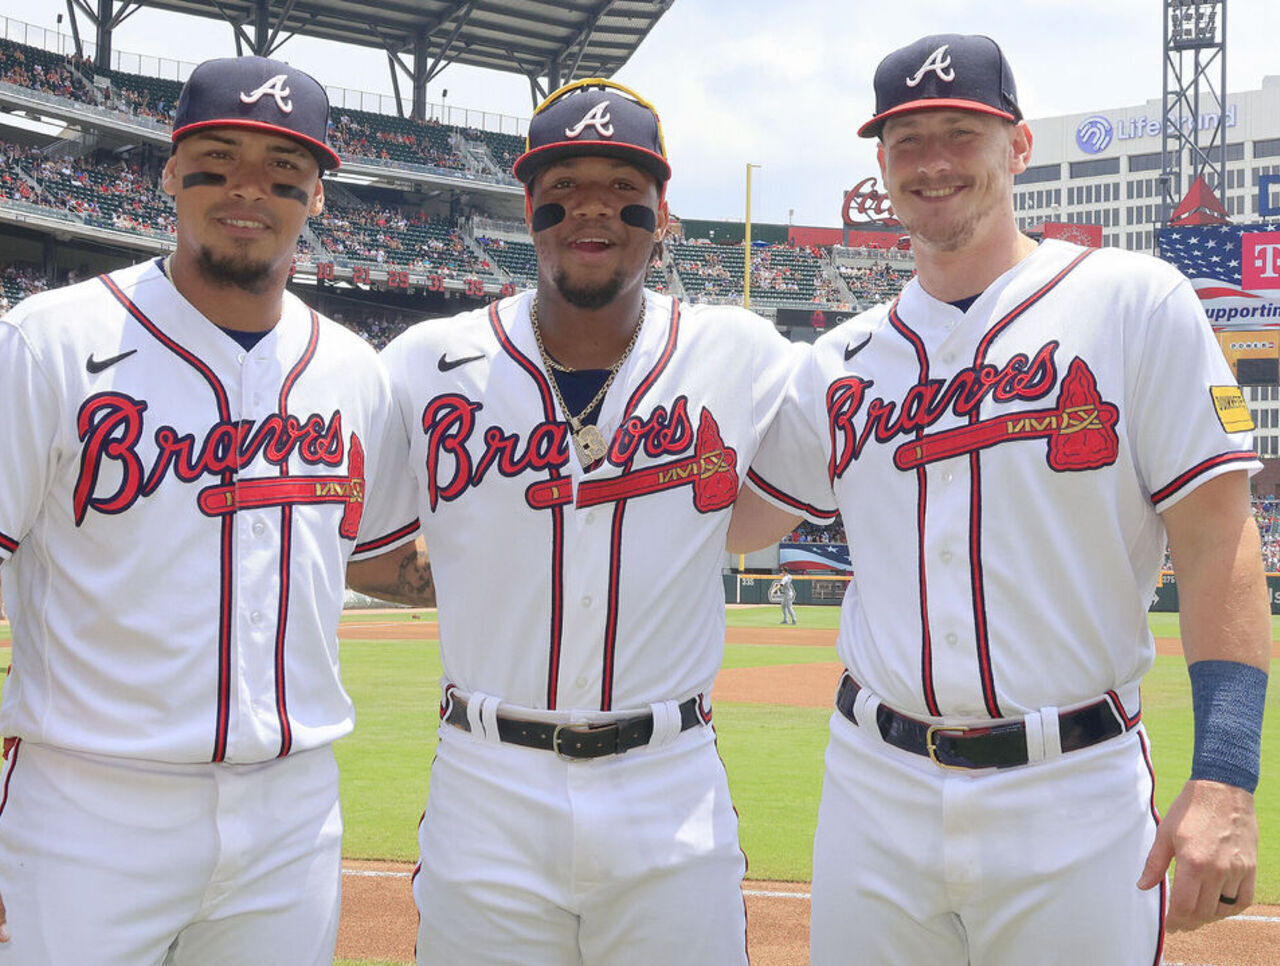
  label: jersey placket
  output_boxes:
[912,314,991,718]
[227,338,295,762]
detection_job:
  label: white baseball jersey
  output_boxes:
[371,288,796,712]
[0,258,418,763]
[748,239,1259,719]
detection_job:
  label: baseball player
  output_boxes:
[356,79,797,964]
[0,56,422,964]
[779,572,797,624]
[729,34,1270,965]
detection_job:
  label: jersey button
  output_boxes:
[581,596,592,607]
[251,611,263,624]
[943,471,954,484]
[940,550,953,564]
[252,522,266,536]
[946,632,959,646]
[575,676,588,689]
[236,352,247,364]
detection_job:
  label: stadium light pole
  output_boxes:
[744,163,761,309]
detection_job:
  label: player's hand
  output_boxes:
[1137,779,1257,932]
[0,886,9,942]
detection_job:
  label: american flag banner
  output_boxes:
[1157,223,1280,329]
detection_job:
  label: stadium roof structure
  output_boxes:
[91,0,675,114]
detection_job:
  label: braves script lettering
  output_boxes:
[827,343,1061,477]
[419,393,698,510]
[74,392,345,524]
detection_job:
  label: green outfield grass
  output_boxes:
[334,607,1280,906]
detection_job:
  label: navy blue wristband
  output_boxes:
[1188,660,1268,793]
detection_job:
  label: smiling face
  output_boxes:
[877,110,1031,254]
[526,155,668,311]
[162,127,324,293]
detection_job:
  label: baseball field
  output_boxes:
[0,607,1276,963]
[319,606,1279,966]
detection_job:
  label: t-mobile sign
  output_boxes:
[1242,233,1280,290]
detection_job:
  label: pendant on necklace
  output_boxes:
[574,424,608,465]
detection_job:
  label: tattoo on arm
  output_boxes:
[348,542,435,608]
[391,550,435,608]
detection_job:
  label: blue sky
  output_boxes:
[1,0,1273,228]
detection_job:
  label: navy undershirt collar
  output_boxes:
[218,325,269,350]
[550,368,610,427]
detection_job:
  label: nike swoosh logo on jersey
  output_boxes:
[438,353,485,372]
[86,349,138,374]
[844,335,871,361]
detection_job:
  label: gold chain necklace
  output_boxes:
[529,296,645,466]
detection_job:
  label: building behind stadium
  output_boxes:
[1013,75,1280,252]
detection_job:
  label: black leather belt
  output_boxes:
[835,675,1128,770]
[444,694,706,761]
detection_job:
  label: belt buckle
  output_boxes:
[925,724,971,770]
[551,721,615,761]
[551,722,579,761]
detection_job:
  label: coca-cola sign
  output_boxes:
[842,177,899,226]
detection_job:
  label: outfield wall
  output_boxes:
[726,571,1280,613]
[1153,572,1280,614]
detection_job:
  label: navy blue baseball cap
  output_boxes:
[859,34,1022,139]
[172,55,341,170]
[513,78,670,187]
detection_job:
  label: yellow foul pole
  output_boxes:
[744,163,760,309]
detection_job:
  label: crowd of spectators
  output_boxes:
[835,261,915,304]
[0,37,519,178]
[0,41,89,100]
[101,73,177,123]
[331,306,420,351]
[1253,498,1280,572]
[811,273,851,308]
[314,202,494,277]
[0,264,50,314]
[749,248,806,295]
[783,519,847,545]
[0,139,176,235]
[328,113,466,172]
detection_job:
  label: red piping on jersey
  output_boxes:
[0,530,16,555]
[599,299,680,711]
[490,300,567,709]
[0,737,20,818]
[355,519,420,556]
[743,469,840,522]
[888,302,942,717]
[1105,690,1142,729]
[1139,730,1167,965]
[272,309,320,757]
[100,271,237,762]
[966,248,1096,718]
[1149,451,1257,506]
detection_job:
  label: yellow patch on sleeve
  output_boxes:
[1211,386,1255,433]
